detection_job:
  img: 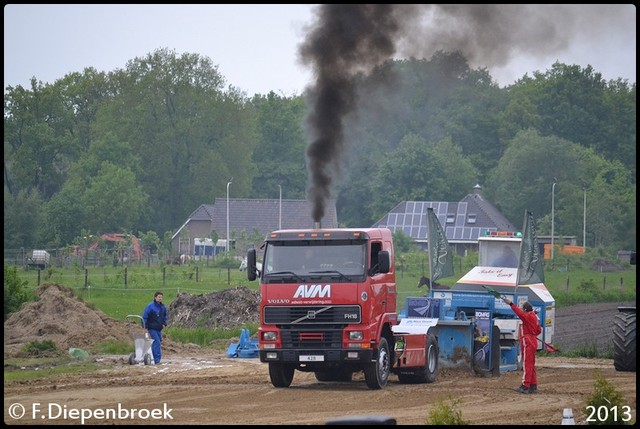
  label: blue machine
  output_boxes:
[402,290,529,375]
[226,328,259,358]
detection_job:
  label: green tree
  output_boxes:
[370,134,479,223]
[4,188,43,249]
[503,63,636,177]
[250,92,308,199]
[81,162,149,233]
[486,129,635,249]
[4,264,31,320]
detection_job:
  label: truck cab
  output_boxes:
[246,227,399,389]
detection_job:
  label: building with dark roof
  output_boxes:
[172,198,338,257]
[372,185,516,255]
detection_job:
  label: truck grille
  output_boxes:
[281,328,343,349]
[264,305,361,324]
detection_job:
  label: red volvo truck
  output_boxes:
[245,227,438,389]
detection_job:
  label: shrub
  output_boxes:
[20,340,59,357]
[426,395,468,425]
[4,264,32,320]
[584,370,631,425]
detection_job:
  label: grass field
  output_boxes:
[12,259,636,321]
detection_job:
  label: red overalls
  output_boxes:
[510,303,541,389]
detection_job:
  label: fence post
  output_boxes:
[196,266,199,282]
[37,269,41,286]
[620,277,624,292]
[603,275,606,290]
[84,268,88,289]
[125,267,128,289]
[565,276,570,292]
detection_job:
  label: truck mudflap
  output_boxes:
[259,348,375,366]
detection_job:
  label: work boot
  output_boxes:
[528,385,538,394]
[514,385,529,393]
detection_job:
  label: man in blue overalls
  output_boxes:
[142,291,168,364]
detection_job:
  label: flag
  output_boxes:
[481,285,502,299]
[517,210,544,285]
[426,207,454,282]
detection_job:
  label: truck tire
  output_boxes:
[364,337,391,390]
[397,334,438,384]
[491,325,501,377]
[268,362,295,387]
[613,308,636,372]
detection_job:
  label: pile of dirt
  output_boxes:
[3,283,132,357]
[168,286,260,330]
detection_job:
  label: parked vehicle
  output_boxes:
[28,250,50,269]
[245,222,549,389]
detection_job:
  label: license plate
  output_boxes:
[299,355,324,362]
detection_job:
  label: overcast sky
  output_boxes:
[4,4,636,96]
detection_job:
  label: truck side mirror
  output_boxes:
[247,249,257,281]
[378,251,390,274]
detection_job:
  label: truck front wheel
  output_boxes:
[268,362,295,387]
[364,337,391,390]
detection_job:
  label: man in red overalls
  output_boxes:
[503,297,541,394]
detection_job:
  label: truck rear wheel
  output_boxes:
[364,337,391,390]
[397,334,438,384]
[613,308,636,372]
[268,362,295,387]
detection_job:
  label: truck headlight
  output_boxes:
[262,331,278,341]
[349,331,364,341]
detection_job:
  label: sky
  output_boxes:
[4,4,637,96]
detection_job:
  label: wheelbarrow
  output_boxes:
[126,315,154,365]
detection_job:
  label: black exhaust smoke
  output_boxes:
[300,5,414,223]
[299,5,610,223]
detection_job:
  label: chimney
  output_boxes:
[473,184,482,196]
[314,221,322,229]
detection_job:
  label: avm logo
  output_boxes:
[293,284,331,299]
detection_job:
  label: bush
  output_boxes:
[4,264,32,320]
[20,340,59,357]
[584,370,631,425]
[426,395,468,425]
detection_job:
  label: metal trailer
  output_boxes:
[126,315,154,365]
[450,265,556,352]
[398,290,529,376]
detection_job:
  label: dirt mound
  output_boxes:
[168,286,260,330]
[3,283,132,357]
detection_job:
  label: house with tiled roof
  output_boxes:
[171,198,338,257]
[372,185,516,255]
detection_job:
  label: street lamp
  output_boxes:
[583,188,587,249]
[226,178,233,254]
[551,178,557,262]
[278,184,282,230]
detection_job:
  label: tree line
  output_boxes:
[4,48,636,254]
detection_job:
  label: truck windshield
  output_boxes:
[263,242,366,279]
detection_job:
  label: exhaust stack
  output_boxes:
[314,221,322,229]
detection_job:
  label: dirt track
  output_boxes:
[3,353,636,425]
[3,298,636,425]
